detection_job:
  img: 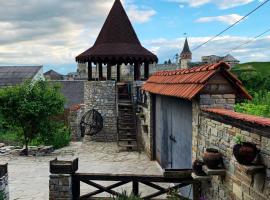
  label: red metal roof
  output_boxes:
[142,62,252,100]
[203,108,270,127]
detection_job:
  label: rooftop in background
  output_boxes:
[202,54,240,67]
[75,0,158,65]
[44,70,63,80]
[0,66,43,87]
[50,81,84,109]
[143,62,252,100]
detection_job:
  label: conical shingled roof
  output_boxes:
[76,0,158,64]
[181,38,192,55]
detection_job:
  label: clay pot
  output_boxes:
[233,142,259,165]
[203,148,223,169]
[192,160,204,176]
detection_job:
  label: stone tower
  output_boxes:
[180,38,192,69]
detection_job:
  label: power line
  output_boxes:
[223,28,270,55]
[192,0,270,51]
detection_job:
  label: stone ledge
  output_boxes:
[235,163,265,175]
[203,166,226,176]
[192,173,211,181]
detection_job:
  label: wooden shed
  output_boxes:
[142,62,251,169]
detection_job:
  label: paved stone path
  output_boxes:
[1,141,162,200]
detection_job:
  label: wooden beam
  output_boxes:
[117,64,121,82]
[132,181,139,196]
[81,181,128,198]
[88,62,92,81]
[72,175,80,200]
[81,180,121,197]
[107,63,112,80]
[134,62,141,81]
[144,62,149,79]
[98,62,103,80]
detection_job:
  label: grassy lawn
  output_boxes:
[233,62,270,76]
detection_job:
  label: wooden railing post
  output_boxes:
[72,175,80,200]
[193,181,201,200]
[132,180,139,196]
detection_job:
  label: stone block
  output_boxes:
[233,182,242,199]
[211,94,223,99]
[223,94,235,99]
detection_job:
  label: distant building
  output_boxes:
[44,70,63,80]
[150,38,193,74]
[202,54,240,67]
[180,38,192,69]
[0,66,44,87]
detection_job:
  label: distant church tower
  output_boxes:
[180,38,192,69]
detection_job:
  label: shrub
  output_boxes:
[0,80,65,155]
[0,191,5,200]
[113,191,142,200]
[49,126,71,149]
[235,91,270,118]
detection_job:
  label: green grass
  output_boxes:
[233,62,270,76]
[0,126,71,148]
[0,131,22,146]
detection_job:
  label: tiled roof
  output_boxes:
[0,66,42,87]
[44,70,63,80]
[142,62,252,100]
[203,108,270,127]
[76,0,158,64]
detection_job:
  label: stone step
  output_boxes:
[118,124,135,128]
[118,138,137,142]
[118,144,137,148]
[118,127,135,131]
[118,133,136,138]
[118,102,133,107]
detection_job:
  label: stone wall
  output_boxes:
[84,81,117,141]
[137,92,154,158]
[49,174,72,200]
[199,94,235,110]
[193,111,270,200]
[69,104,84,141]
[0,164,8,200]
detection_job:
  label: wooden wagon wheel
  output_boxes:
[80,109,103,136]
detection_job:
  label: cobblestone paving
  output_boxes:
[0,141,162,200]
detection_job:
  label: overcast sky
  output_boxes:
[0,0,269,74]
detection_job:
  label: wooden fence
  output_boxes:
[72,171,200,200]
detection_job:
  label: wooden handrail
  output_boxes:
[72,170,200,200]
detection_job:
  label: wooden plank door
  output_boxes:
[155,95,192,169]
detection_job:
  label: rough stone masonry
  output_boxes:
[84,81,117,142]
[0,164,9,200]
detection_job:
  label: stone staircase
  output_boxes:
[116,82,138,151]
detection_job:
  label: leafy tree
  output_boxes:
[0,80,65,155]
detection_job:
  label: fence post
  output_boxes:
[193,181,201,200]
[0,163,9,200]
[49,158,79,200]
[132,180,139,196]
[72,175,80,200]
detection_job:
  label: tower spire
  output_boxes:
[180,38,192,69]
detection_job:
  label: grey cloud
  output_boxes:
[0,0,156,67]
